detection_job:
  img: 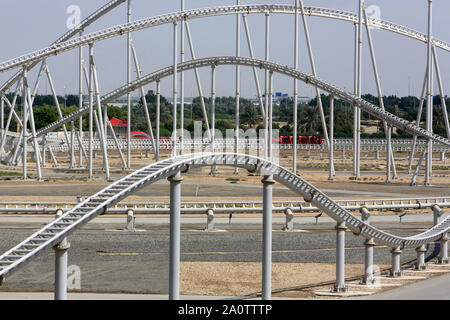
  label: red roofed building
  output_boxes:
[109,117,127,138]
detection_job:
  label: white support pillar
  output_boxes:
[293,0,299,174]
[262,175,274,300]
[126,209,135,230]
[78,32,84,167]
[23,69,42,181]
[389,246,403,277]
[53,209,70,300]
[360,207,375,284]
[156,80,161,162]
[0,96,3,137]
[425,0,433,186]
[264,12,270,161]
[21,68,28,180]
[363,4,397,179]
[415,245,427,270]
[284,208,294,231]
[438,233,449,264]
[206,209,214,231]
[130,41,157,157]
[328,95,334,181]
[432,46,450,140]
[180,0,185,155]
[126,0,132,169]
[172,21,178,157]
[241,13,265,118]
[363,238,376,284]
[183,22,212,143]
[210,65,217,175]
[432,205,444,226]
[386,125,392,183]
[88,44,94,179]
[299,0,333,174]
[168,172,183,300]
[333,222,348,292]
[234,0,241,175]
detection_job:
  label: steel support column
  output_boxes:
[210,65,217,175]
[53,210,70,300]
[293,0,299,174]
[126,0,132,169]
[262,175,274,300]
[360,207,374,284]
[389,246,403,277]
[78,32,83,167]
[439,234,449,264]
[363,238,376,284]
[415,245,427,270]
[172,22,178,157]
[180,0,185,155]
[234,0,241,175]
[156,80,161,161]
[425,0,433,186]
[386,125,392,183]
[21,68,28,180]
[264,12,270,161]
[88,44,94,179]
[168,172,183,300]
[333,222,348,292]
[328,95,334,181]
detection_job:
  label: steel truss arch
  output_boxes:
[0,4,449,75]
[1,152,450,283]
[35,56,450,149]
[0,0,127,94]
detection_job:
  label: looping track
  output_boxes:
[0,152,449,283]
[36,56,450,150]
[0,4,449,75]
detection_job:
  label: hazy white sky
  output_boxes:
[0,0,449,100]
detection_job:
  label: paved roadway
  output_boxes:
[0,215,438,297]
[0,179,446,200]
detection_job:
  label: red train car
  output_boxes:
[278,136,322,145]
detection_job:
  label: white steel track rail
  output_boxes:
[1,197,449,215]
[0,0,127,94]
[1,152,450,284]
[32,57,450,149]
[0,5,449,75]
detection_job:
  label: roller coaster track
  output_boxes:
[34,57,450,149]
[0,0,126,94]
[45,138,450,153]
[0,152,449,283]
[0,4,449,75]
[1,196,449,215]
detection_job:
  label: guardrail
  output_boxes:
[45,138,450,153]
[1,196,449,215]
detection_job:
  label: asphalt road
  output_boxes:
[0,179,442,200]
[0,219,429,295]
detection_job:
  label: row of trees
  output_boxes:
[2,92,449,139]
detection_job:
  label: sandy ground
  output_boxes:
[179,261,450,298]
[179,262,386,297]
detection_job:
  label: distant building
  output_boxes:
[109,117,127,138]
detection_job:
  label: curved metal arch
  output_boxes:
[0,4,449,74]
[1,152,449,282]
[0,0,126,93]
[36,56,450,149]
